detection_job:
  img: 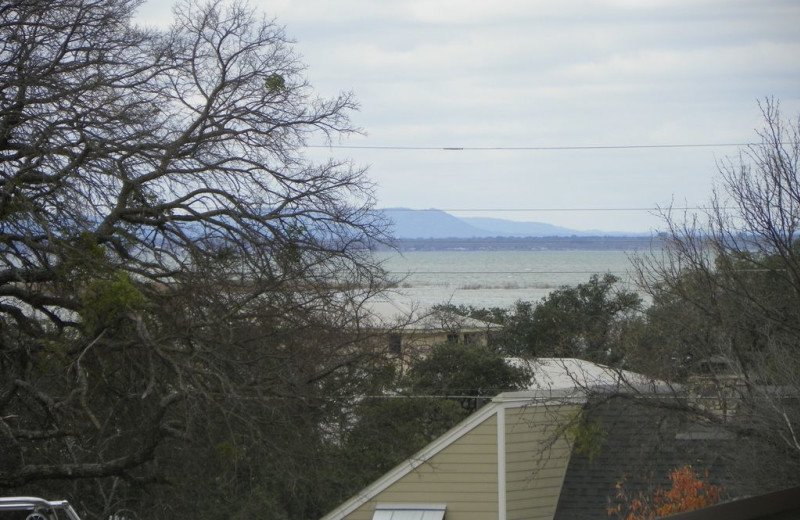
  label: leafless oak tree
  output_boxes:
[0,0,390,515]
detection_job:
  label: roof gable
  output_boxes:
[320,399,503,520]
[321,359,665,520]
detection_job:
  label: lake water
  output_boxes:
[374,249,642,309]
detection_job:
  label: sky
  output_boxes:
[135,0,800,233]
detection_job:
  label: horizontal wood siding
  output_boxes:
[504,404,580,520]
[343,414,499,520]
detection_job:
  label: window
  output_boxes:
[388,334,402,355]
[463,332,480,345]
[372,504,446,520]
[446,333,459,344]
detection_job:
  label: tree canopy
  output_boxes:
[403,341,531,411]
[454,274,642,364]
[0,0,390,517]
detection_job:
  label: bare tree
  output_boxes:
[0,0,390,515]
[631,98,800,491]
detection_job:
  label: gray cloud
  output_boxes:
[138,0,800,231]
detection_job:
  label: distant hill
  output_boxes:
[460,217,587,237]
[379,208,494,239]
[378,208,645,239]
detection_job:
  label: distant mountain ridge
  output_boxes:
[379,208,648,238]
[379,208,481,239]
[459,216,586,237]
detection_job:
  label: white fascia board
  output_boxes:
[493,388,588,406]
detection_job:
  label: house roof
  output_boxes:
[505,357,675,397]
[358,294,502,332]
[553,395,735,520]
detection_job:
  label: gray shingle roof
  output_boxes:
[554,396,736,520]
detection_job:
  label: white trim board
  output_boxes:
[497,406,507,520]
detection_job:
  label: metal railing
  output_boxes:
[0,497,82,520]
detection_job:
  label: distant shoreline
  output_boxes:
[378,236,664,252]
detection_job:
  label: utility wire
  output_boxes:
[396,271,631,274]
[307,142,754,152]
[378,207,716,212]
[390,269,779,275]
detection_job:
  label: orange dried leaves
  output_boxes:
[608,466,723,520]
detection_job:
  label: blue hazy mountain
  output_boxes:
[379,209,486,239]
[380,208,601,238]
[459,217,590,237]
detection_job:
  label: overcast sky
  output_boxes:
[136,0,800,233]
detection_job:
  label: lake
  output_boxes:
[374,249,644,309]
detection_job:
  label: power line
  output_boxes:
[397,271,632,275]
[390,269,779,275]
[307,142,754,152]
[379,207,716,212]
